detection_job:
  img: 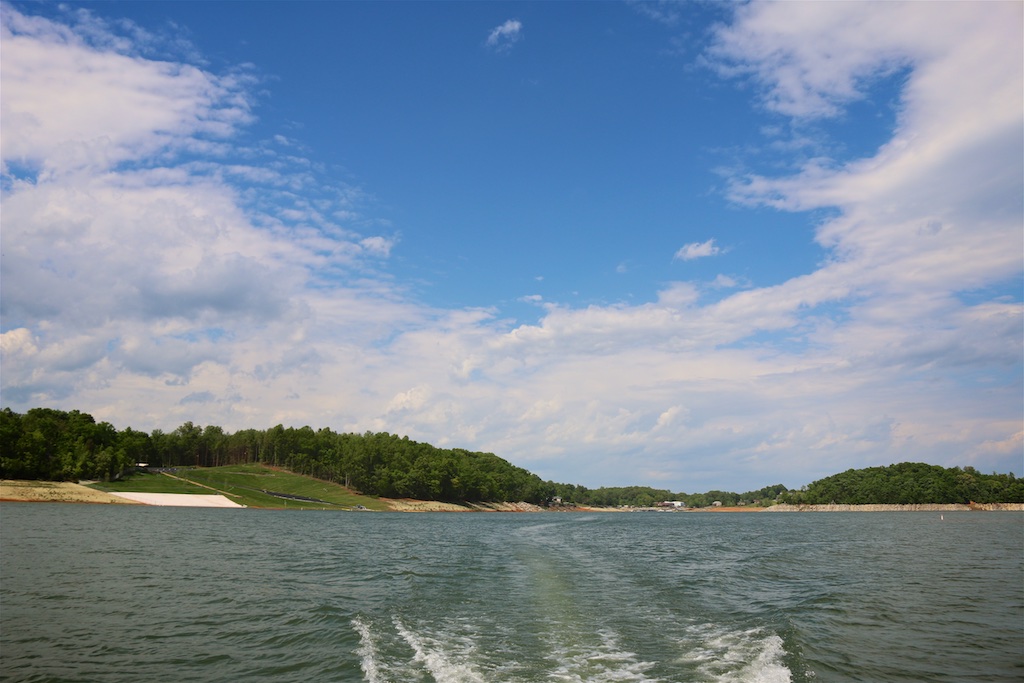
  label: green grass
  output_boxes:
[94,465,389,510]
[91,472,210,495]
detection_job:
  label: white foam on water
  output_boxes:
[393,618,488,683]
[677,624,792,683]
[353,614,792,683]
[739,634,791,683]
[352,617,386,683]
[546,628,662,683]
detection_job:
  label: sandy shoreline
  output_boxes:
[1,480,141,505]
[1,481,243,507]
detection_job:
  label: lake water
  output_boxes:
[1,505,1021,682]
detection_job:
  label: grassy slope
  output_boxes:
[91,465,390,510]
[98,473,212,495]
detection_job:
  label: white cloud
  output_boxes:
[706,2,917,119]
[0,6,251,178]
[654,405,687,429]
[486,19,522,53]
[674,238,721,261]
[709,2,1023,324]
[359,235,395,258]
[0,5,403,405]
[386,386,430,414]
[710,274,738,289]
[1,3,1020,493]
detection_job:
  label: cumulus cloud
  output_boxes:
[674,238,721,261]
[486,19,522,53]
[0,5,251,178]
[1,3,1020,492]
[477,2,1018,486]
[0,4,403,411]
[708,2,1023,333]
[706,2,917,119]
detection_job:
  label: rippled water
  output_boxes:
[1,505,1021,682]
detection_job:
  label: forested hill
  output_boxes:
[1,407,1021,505]
[0,408,554,503]
[0,407,790,506]
[780,462,1023,505]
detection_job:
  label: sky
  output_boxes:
[1,1,1021,493]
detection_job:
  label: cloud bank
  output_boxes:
[1,3,1020,492]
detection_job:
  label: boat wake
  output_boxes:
[354,616,489,683]
[351,615,793,683]
[544,628,660,683]
[677,623,793,683]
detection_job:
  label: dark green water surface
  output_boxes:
[1,505,1021,682]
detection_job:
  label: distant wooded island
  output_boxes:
[2,407,1021,506]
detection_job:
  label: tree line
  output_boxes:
[548,483,790,509]
[0,408,554,503]
[779,462,1023,505]
[0,407,788,505]
[1,407,1020,505]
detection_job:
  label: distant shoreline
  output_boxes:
[765,503,1024,512]
[3,481,1022,511]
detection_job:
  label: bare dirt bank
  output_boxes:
[765,503,1024,512]
[0,480,141,505]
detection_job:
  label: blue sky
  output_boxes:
[1,1,1021,492]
